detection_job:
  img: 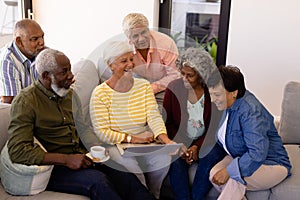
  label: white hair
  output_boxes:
[122,13,149,37]
[103,41,133,66]
[35,48,65,76]
[177,47,217,82]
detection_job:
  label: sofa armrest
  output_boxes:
[278,81,300,144]
[0,103,11,151]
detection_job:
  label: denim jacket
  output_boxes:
[218,91,291,185]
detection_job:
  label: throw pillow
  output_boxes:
[0,140,53,195]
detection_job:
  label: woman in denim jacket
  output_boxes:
[206,65,291,200]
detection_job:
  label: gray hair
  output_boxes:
[122,13,149,37]
[14,19,40,39]
[103,41,133,66]
[177,47,217,82]
[35,48,65,76]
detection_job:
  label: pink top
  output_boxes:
[133,31,180,93]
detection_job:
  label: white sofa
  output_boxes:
[0,103,89,200]
[1,57,299,199]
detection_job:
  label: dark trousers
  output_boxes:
[169,158,193,200]
[47,163,155,200]
[169,143,226,200]
[192,143,226,200]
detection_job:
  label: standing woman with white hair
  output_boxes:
[90,41,174,199]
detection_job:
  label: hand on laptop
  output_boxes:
[131,131,154,144]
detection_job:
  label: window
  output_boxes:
[159,0,231,66]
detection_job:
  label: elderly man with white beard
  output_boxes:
[6,48,155,200]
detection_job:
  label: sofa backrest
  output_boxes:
[0,103,11,151]
[279,81,300,144]
[71,59,100,124]
[97,57,112,83]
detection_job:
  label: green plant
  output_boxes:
[195,35,218,63]
[170,32,218,63]
[207,40,217,63]
[170,31,185,46]
[170,31,218,63]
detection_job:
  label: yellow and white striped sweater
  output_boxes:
[90,78,167,144]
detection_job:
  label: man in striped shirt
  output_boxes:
[0,19,45,103]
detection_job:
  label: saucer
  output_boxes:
[86,153,110,163]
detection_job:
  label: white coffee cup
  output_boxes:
[90,146,106,160]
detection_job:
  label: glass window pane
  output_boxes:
[170,0,221,62]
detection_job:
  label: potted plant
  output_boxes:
[170,31,218,63]
[196,35,217,63]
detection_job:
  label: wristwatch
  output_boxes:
[127,135,132,143]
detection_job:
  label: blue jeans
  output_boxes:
[169,157,193,200]
[47,163,155,200]
[192,143,226,200]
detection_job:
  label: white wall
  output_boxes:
[227,0,300,116]
[0,1,6,29]
[0,0,19,34]
[32,0,159,65]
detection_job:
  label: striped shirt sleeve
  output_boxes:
[0,43,37,97]
[90,83,126,144]
[0,58,21,96]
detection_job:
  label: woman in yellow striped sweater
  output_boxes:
[90,41,174,199]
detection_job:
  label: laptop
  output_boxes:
[116,142,182,157]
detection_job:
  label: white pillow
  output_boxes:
[0,140,53,195]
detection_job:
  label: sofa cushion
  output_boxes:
[270,145,300,200]
[1,188,89,200]
[279,81,300,144]
[246,190,270,200]
[0,103,10,151]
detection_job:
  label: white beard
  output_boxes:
[50,75,70,97]
[51,83,70,97]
